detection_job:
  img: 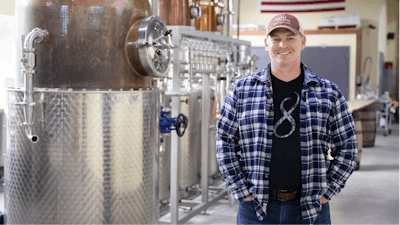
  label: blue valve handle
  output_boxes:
[160,111,188,137]
[175,113,188,137]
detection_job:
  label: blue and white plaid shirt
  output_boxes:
[216,63,357,223]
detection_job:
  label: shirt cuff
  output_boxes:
[230,183,251,201]
[323,179,341,200]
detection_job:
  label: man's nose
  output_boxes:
[279,40,286,48]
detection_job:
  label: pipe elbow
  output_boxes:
[25,125,39,143]
[24,28,49,49]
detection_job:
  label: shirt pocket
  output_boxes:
[308,97,330,130]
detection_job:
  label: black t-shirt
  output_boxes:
[269,68,304,190]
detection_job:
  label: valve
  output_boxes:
[175,113,188,137]
[160,108,188,137]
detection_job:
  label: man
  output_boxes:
[216,13,357,224]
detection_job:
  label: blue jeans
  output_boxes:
[237,197,331,224]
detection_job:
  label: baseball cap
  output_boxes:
[266,13,304,37]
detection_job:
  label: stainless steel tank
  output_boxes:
[179,89,203,190]
[159,87,221,200]
[159,132,171,202]
[159,89,202,200]
[7,0,173,223]
[6,89,160,224]
[208,89,221,184]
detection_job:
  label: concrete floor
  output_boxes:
[0,124,398,224]
[181,123,400,224]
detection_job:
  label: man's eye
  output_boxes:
[273,39,280,42]
[287,38,294,41]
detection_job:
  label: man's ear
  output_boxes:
[264,37,269,52]
[301,35,306,50]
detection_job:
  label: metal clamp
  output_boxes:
[190,4,202,19]
[217,13,226,25]
[198,1,225,8]
[165,91,192,96]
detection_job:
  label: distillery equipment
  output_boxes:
[158,25,254,224]
[4,0,184,224]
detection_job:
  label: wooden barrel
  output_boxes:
[354,120,363,170]
[358,110,377,147]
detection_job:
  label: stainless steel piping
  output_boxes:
[222,0,234,37]
[181,38,193,90]
[19,28,48,143]
[228,0,233,36]
[237,0,240,39]
[198,1,225,7]
[152,0,159,17]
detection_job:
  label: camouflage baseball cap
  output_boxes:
[266,13,304,36]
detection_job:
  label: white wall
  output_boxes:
[0,14,16,110]
[0,0,14,16]
[234,0,386,30]
[0,0,16,110]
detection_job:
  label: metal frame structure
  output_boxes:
[160,26,251,224]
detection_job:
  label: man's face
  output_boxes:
[264,28,306,68]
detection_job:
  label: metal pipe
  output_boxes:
[237,0,240,39]
[198,1,225,8]
[19,28,48,143]
[215,75,221,114]
[152,0,159,17]
[201,72,210,204]
[170,26,182,225]
[181,38,193,90]
[222,0,234,37]
[165,91,192,96]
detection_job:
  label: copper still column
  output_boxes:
[158,0,193,26]
[195,0,224,32]
[14,0,154,89]
[158,0,224,32]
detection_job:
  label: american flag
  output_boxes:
[259,0,346,13]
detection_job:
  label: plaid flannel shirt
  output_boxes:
[216,63,357,223]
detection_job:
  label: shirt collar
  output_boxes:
[252,63,320,85]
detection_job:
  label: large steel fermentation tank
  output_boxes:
[6,0,173,224]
